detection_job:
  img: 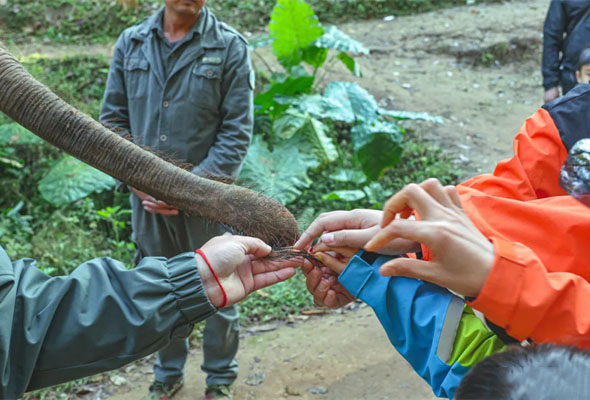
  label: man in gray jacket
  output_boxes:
[0,235,296,399]
[100,0,253,398]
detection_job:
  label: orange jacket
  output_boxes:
[442,85,590,346]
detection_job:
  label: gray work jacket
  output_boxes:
[0,246,215,398]
[100,7,253,181]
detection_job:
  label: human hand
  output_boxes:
[130,186,179,216]
[197,234,297,307]
[301,258,356,309]
[365,179,494,298]
[543,87,560,103]
[294,209,420,255]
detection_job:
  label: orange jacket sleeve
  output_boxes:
[468,236,590,348]
[459,107,569,200]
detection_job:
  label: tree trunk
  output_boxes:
[0,42,299,247]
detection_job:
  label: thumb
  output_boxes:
[235,236,272,258]
[379,257,443,285]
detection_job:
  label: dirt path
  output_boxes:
[21,1,550,399]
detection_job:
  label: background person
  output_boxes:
[100,0,254,398]
[0,235,296,399]
[542,0,590,103]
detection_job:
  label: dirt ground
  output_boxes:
[20,0,550,398]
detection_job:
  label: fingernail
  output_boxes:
[316,254,322,261]
[321,233,334,243]
[309,246,314,253]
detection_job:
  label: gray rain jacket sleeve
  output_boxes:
[0,247,216,398]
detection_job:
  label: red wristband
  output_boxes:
[195,249,227,309]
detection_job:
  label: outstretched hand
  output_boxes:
[365,179,494,298]
[197,235,297,307]
[294,209,420,255]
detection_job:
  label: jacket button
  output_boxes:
[163,101,169,108]
[160,134,167,142]
[207,70,213,77]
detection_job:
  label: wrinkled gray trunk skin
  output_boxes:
[0,42,299,247]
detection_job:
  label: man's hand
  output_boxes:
[130,186,179,216]
[294,209,420,255]
[197,235,297,307]
[365,179,494,298]
[544,87,560,103]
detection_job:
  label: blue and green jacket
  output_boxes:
[338,252,507,398]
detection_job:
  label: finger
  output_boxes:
[253,268,296,290]
[324,290,343,309]
[365,219,434,252]
[236,236,272,258]
[294,210,373,250]
[153,200,178,210]
[301,260,314,277]
[305,267,323,294]
[312,278,331,306]
[145,206,179,216]
[315,252,347,274]
[318,225,379,249]
[379,258,444,286]
[444,185,463,208]
[381,184,441,227]
[312,243,358,259]
[420,178,455,208]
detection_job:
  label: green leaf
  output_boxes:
[336,52,362,77]
[272,110,337,164]
[255,75,315,116]
[351,120,403,180]
[329,168,367,184]
[292,93,355,123]
[323,81,380,122]
[379,109,444,124]
[0,123,43,145]
[0,156,23,168]
[238,135,319,205]
[322,190,366,201]
[38,155,115,206]
[299,116,338,164]
[363,181,393,208]
[269,0,324,68]
[273,109,308,140]
[313,26,370,54]
[301,45,328,68]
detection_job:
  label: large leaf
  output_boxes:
[272,110,337,164]
[322,190,366,201]
[379,109,444,124]
[351,120,403,180]
[0,123,43,145]
[323,81,380,122]
[238,135,319,205]
[254,75,315,116]
[269,0,324,68]
[313,26,370,54]
[38,155,115,206]
[329,168,367,184]
[291,94,355,123]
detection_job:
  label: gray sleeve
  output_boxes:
[192,37,254,181]
[0,248,215,398]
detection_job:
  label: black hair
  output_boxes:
[455,344,590,400]
[578,48,590,71]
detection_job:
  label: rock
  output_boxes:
[247,323,278,334]
[383,15,395,22]
[285,386,301,396]
[110,375,127,386]
[308,386,329,395]
[246,372,266,386]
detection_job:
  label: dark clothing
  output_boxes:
[0,246,216,398]
[542,0,590,92]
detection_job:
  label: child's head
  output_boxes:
[576,48,590,83]
[455,344,590,399]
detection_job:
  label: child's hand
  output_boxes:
[301,257,356,309]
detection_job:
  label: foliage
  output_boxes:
[0,0,501,44]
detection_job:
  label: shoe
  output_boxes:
[204,383,233,400]
[144,378,184,400]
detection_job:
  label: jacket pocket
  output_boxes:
[190,64,222,111]
[124,57,150,99]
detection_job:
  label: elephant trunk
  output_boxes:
[0,42,299,247]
